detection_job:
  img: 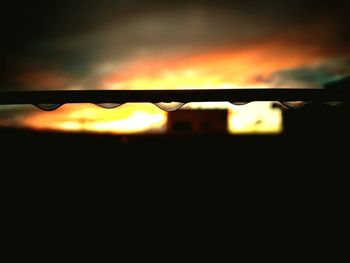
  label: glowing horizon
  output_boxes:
[3,41,341,135]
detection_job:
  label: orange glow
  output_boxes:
[24,104,167,134]
[21,41,327,134]
[101,40,324,90]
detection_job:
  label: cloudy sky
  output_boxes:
[0,0,349,133]
[1,0,349,90]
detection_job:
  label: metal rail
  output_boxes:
[0,89,349,105]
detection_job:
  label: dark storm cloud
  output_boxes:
[266,58,350,87]
[1,0,349,89]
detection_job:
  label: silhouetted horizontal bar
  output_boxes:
[0,89,349,105]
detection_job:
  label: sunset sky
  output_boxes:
[0,0,349,134]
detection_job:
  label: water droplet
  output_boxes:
[324,101,343,107]
[35,104,63,111]
[279,101,309,109]
[96,103,122,109]
[155,102,185,112]
[230,102,250,106]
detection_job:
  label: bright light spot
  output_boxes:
[228,102,282,134]
[23,104,167,134]
[87,111,166,133]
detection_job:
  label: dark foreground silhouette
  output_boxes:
[1,103,348,172]
[0,103,348,218]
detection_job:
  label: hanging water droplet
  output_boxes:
[324,101,343,107]
[279,101,310,109]
[155,102,185,112]
[96,103,122,109]
[230,102,250,106]
[35,104,63,111]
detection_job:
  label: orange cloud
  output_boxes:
[101,39,330,90]
[16,70,73,90]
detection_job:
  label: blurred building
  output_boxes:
[167,109,227,134]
